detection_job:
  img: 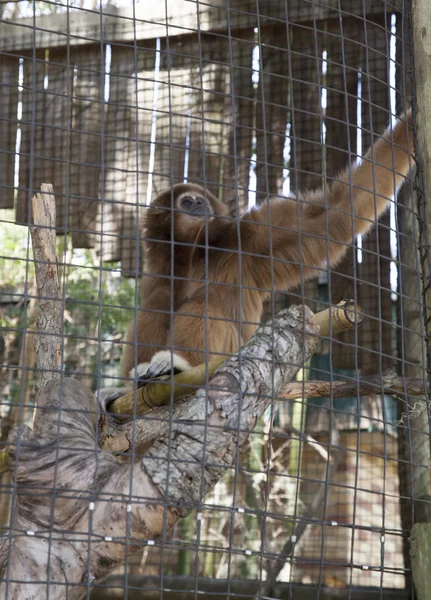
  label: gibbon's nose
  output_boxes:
[190,197,208,215]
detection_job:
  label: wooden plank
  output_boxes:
[183,33,231,197]
[0,0,403,52]
[399,4,431,582]
[324,21,361,182]
[289,24,324,193]
[356,14,393,375]
[15,50,50,224]
[395,18,422,587]
[96,45,134,264]
[397,184,424,586]
[68,45,104,248]
[145,36,190,198]
[0,53,19,208]
[220,32,255,215]
[275,24,324,319]
[16,49,73,228]
[15,51,44,223]
[255,26,290,203]
[114,43,155,275]
[324,15,394,373]
[412,0,431,370]
[91,575,409,599]
[324,19,362,368]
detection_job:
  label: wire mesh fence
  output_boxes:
[0,0,428,599]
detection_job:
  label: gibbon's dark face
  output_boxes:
[173,184,227,220]
[144,183,228,242]
[176,189,212,217]
[151,184,227,219]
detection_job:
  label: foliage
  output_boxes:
[63,249,135,388]
[0,213,135,396]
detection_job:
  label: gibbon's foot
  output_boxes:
[96,386,130,411]
[131,351,192,387]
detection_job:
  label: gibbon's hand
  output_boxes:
[131,351,192,387]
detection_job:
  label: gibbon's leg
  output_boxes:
[137,288,240,381]
[120,284,173,379]
[96,291,173,405]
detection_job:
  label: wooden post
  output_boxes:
[411,523,431,600]
[412,0,431,213]
[409,2,431,597]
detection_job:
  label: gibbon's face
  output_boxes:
[176,189,213,219]
[145,184,228,241]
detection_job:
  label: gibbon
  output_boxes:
[121,111,414,383]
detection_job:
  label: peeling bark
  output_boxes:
[0,306,318,599]
[30,183,62,392]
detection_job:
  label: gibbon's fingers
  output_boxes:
[237,110,414,292]
[133,351,192,386]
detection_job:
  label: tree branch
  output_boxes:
[101,370,427,455]
[0,187,320,598]
[107,300,365,419]
[30,183,62,392]
[280,371,426,401]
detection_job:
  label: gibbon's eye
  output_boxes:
[180,195,208,215]
[180,196,194,210]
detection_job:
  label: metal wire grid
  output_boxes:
[0,0,427,598]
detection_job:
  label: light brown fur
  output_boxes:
[121,111,414,377]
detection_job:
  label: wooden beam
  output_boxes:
[0,1,403,52]
[408,0,431,526]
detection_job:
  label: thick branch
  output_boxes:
[102,306,319,507]
[0,185,61,474]
[1,305,318,599]
[30,183,62,392]
[280,370,427,400]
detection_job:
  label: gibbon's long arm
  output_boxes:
[237,110,414,292]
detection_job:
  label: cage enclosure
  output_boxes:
[0,1,430,599]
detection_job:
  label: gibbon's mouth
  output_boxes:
[188,205,212,216]
[148,205,213,218]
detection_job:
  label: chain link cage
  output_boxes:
[0,0,429,599]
